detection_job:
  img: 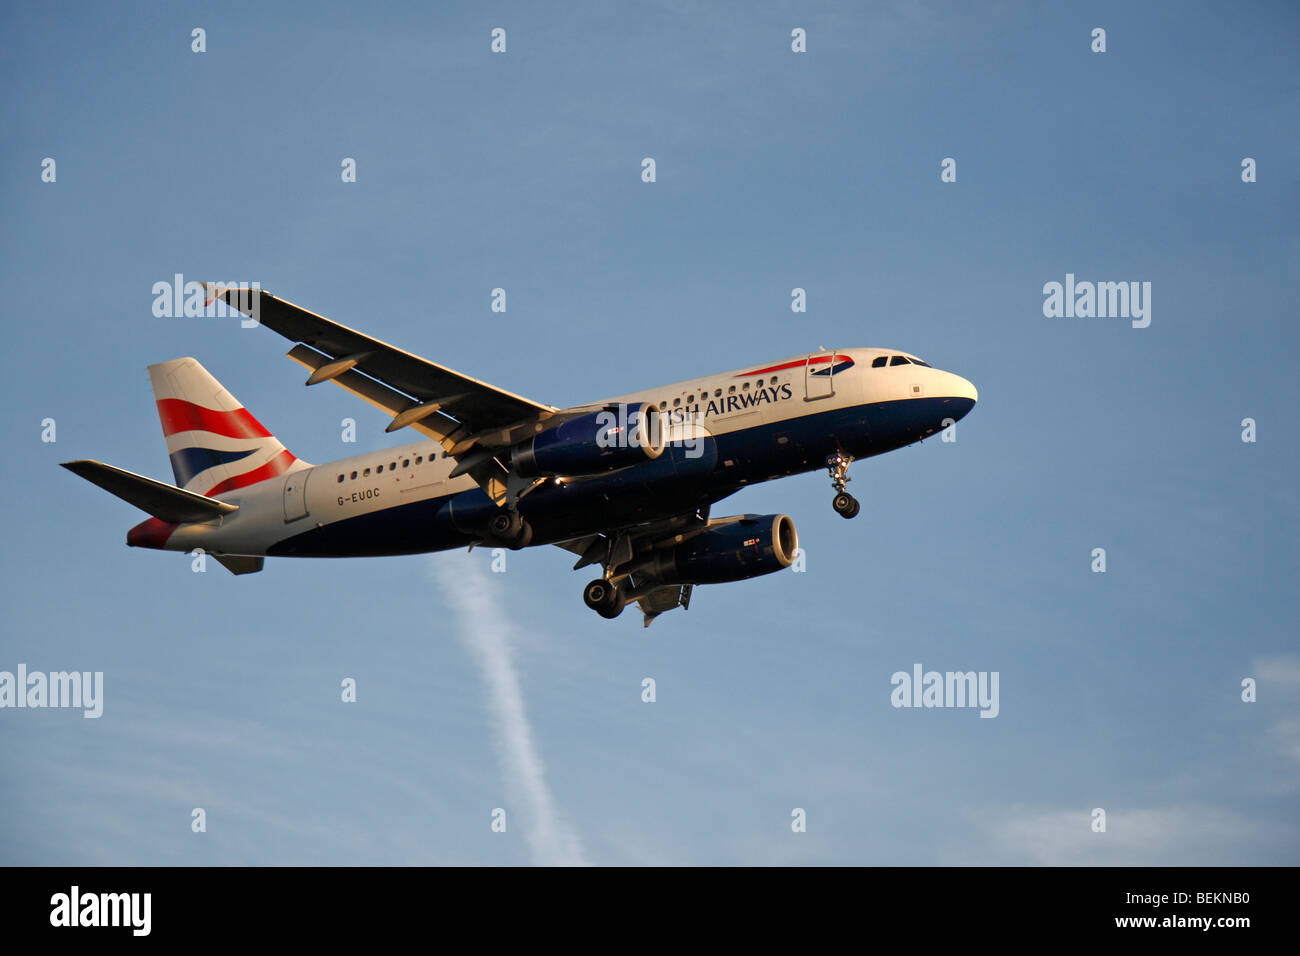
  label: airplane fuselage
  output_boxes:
[126,347,977,560]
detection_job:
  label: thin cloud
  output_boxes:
[1254,655,1300,689]
[948,804,1297,866]
[429,553,588,866]
[1252,654,1300,773]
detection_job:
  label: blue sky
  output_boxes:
[2,0,1297,865]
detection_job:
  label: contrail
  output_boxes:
[429,552,589,866]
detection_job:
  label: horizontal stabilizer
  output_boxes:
[61,460,238,523]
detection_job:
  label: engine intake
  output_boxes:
[511,403,664,477]
[641,514,799,585]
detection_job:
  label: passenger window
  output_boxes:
[377,464,384,473]
[674,398,681,407]
[714,388,721,397]
[872,356,887,367]
[402,459,410,468]
[416,456,423,465]
[742,382,749,390]
[363,468,371,477]
[889,355,908,366]
[337,474,344,483]
[687,394,694,403]
[728,385,736,394]
[350,471,357,479]
[769,376,777,385]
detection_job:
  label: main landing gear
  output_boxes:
[827,451,860,519]
[583,578,624,619]
[487,509,533,549]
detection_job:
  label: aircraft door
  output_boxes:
[804,351,837,401]
[283,468,310,522]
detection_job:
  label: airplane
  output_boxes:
[62,285,978,626]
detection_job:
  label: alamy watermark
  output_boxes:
[0,664,103,718]
[1042,273,1150,328]
[151,275,261,327]
[594,404,704,459]
[890,663,999,718]
[50,886,150,936]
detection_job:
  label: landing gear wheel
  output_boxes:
[488,511,521,538]
[833,492,860,519]
[583,578,624,619]
[826,452,858,518]
[488,511,533,549]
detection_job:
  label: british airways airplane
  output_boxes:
[63,286,978,626]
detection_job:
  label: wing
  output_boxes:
[205,284,559,503]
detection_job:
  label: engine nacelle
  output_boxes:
[511,403,664,477]
[641,514,799,585]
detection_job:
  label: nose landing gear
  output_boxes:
[827,452,860,518]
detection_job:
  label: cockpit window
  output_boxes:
[889,355,909,366]
[910,358,931,368]
[871,356,888,368]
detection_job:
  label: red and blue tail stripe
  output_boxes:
[148,357,306,499]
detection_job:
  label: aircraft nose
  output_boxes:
[951,373,978,404]
[939,371,978,420]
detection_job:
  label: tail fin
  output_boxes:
[148,357,308,497]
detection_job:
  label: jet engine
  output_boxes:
[638,514,799,585]
[510,403,664,477]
